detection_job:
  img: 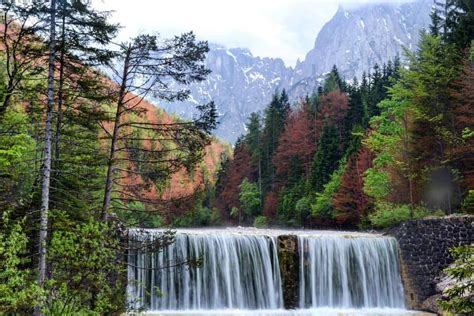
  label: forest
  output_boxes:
[213,3,474,230]
[0,0,473,315]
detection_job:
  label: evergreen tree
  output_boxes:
[444,0,474,49]
[260,90,290,194]
[311,123,342,192]
[244,112,262,197]
[101,33,215,218]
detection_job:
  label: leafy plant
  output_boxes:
[438,245,474,315]
[253,216,268,228]
[368,202,428,228]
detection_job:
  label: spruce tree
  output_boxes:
[311,123,341,192]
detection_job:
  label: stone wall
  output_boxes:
[389,216,473,310]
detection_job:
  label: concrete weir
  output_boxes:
[127,228,406,312]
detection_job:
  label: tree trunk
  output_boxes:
[102,45,131,219]
[35,0,57,314]
[54,6,66,163]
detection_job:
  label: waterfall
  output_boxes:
[298,236,405,309]
[128,230,283,310]
[127,229,406,312]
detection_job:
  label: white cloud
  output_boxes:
[92,0,417,67]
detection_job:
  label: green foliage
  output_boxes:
[230,207,239,219]
[311,161,345,221]
[368,203,429,228]
[260,90,291,194]
[438,245,474,315]
[0,109,36,205]
[239,178,261,217]
[295,196,312,224]
[173,206,221,227]
[117,201,164,228]
[45,218,126,314]
[311,123,341,192]
[323,65,345,93]
[363,168,391,199]
[461,190,474,214]
[253,216,268,228]
[0,211,41,313]
[278,180,307,226]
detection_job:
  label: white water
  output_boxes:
[128,228,406,313]
[128,231,283,310]
[144,309,433,316]
[298,236,405,308]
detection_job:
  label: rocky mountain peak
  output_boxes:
[159,0,432,143]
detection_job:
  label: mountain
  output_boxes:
[292,0,432,83]
[159,44,293,142]
[159,0,432,143]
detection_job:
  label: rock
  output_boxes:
[421,294,443,314]
[277,234,299,309]
[159,1,432,143]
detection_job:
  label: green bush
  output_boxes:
[45,219,126,314]
[239,178,261,217]
[253,216,268,228]
[0,211,40,313]
[438,245,474,315]
[462,190,474,214]
[369,203,428,228]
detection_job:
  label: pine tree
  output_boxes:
[311,123,342,192]
[0,2,48,117]
[101,33,216,219]
[244,112,262,197]
[260,90,290,195]
[444,0,474,49]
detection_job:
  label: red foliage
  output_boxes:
[333,146,374,227]
[449,62,474,191]
[273,103,317,180]
[317,91,349,135]
[273,92,349,189]
[263,191,279,219]
[214,144,254,221]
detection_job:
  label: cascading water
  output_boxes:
[127,230,283,311]
[298,236,405,309]
[127,229,407,314]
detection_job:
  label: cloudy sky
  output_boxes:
[91,0,414,67]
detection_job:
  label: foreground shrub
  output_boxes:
[369,203,428,228]
[438,245,474,315]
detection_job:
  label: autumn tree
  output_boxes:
[102,33,217,220]
[0,2,47,117]
[333,146,374,227]
[273,103,316,184]
[214,142,253,221]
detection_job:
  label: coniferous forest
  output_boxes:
[0,0,473,315]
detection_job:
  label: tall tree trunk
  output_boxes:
[35,0,57,314]
[102,46,130,220]
[54,5,66,163]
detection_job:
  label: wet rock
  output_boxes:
[277,234,299,309]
